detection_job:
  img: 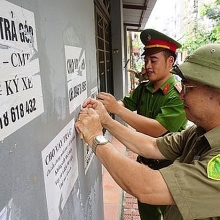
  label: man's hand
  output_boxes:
[75,108,103,146]
[97,92,122,114]
[82,98,112,126]
[128,69,138,75]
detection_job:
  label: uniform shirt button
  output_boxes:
[192,148,197,153]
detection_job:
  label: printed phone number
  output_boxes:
[0,98,36,129]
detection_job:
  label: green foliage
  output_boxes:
[201,0,220,20]
[210,26,220,42]
[132,33,142,49]
[181,31,210,54]
[182,0,220,54]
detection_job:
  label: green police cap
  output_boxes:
[176,44,220,89]
[140,29,181,56]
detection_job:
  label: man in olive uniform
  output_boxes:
[128,66,147,85]
[75,43,220,219]
[97,29,187,220]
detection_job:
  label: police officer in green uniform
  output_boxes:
[97,29,187,220]
[76,43,220,220]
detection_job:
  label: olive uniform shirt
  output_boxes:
[122,75,187,132]
[157,124,220,220]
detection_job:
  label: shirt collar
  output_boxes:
[204,124,220,149]
[146,75,175,94]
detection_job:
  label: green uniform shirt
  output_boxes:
[157,124,220,220]
[122,76,187,132]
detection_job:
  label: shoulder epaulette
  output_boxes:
[174,82,182,93]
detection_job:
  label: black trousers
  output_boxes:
[136,156,172,220]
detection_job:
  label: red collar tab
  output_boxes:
[163,84,170,94]
[145,39,177,53]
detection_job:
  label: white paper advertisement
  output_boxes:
[42,119,78,220]
[65,45,87,113]
[0,207,7,220]
[0,1,44,140]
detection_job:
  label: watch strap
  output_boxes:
[92,135,109,155]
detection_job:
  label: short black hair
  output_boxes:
[162,49,177,62]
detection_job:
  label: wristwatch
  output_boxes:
[92,135,109,155]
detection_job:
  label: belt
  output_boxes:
[137,155,172,170]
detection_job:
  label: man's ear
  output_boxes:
[169,56,174,63]
[168,56,174,66]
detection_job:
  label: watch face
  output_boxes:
[92,135,108,155]
[96,135,107,142]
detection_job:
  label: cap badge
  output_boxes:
[146,33,151,42]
